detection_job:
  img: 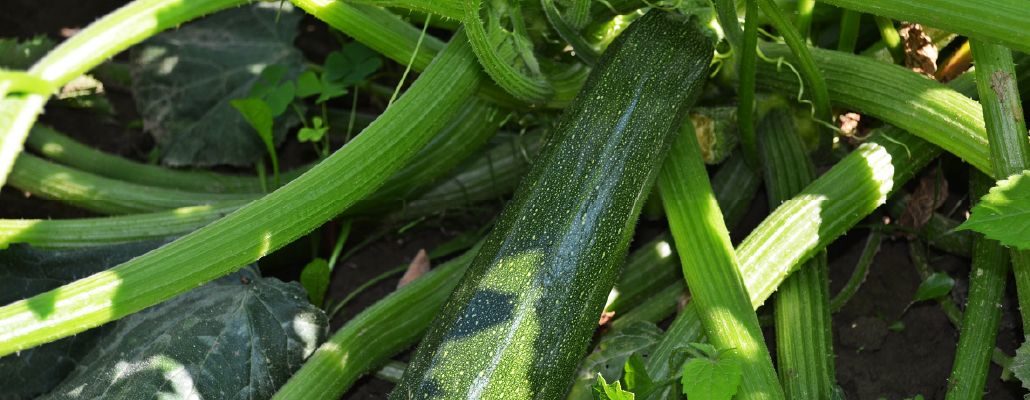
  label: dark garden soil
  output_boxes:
[4,1,1026,399]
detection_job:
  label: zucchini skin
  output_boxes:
[391,11,713,399]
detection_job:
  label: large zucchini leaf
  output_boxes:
[0,240,166,398]
[42,265,326,399]
[130,3,304,166]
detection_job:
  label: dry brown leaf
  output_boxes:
[899,23,938,78]
[397,249,431,288]
[899,171,949,235]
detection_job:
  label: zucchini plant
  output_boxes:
[391,10,713,398]
[1,0,1029,399]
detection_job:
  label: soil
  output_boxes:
[4,1,1027,399]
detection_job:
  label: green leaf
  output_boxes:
[913,272,955,303]
[324,42,381,86]
[297,116,328,143]
[592,374,636,400]
[680,348,744,400]
[1012,337,1030,390]
[295,70,322,98]
[568,322,662,400]
[622,354,655,397]
[958,170,1030,250]
[231,97,274,150]
[689,342,720,359]
[0,35,55,69]
[300,258,331,306]
[249,65,288,97]
[317,43,381,103]
[0,241,166,398]
[249,65,296,117]
[42,267,327,399]
[130,3,303,166]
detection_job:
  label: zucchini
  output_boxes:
[391,11,713,399]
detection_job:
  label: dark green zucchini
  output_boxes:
[390,10,713,399]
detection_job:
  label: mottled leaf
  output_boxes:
[680,348,743,400]
[0,240,166,398]
[43,267,327,400]
[130,3,303,166]
[958,170,1030,250]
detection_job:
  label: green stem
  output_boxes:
[796,0,816,40]
[326,220,353,271]
[969,39,1030,336]
[946,171,1011,400]
[908,238,1015,373]
[755,0,834,155]
[712,150,764,228]
[829,231,882,312]
[16,97,498,214]
[388,13,431,107]
[0,0,250,192]
[385,131,541,221]
[26,125,306,193]
[0,202,246,249]
[758,109,835,399]
[347,0,462,20]
[816,0,1030,54]
[754,43,993,176]
[26,109,384,192]
[712,0,743,49]
[8,153,253,214]
[872,16,903,64]
[0,29,484,356]
[647,126,941,387]
[328,265,407,319]
[604,234,679,315]
[658,122,785,400]
[0,125,529,249]
[541,0,599,66]
[276,157,761,399]
[836,10,861,53]
[608,151,761,315]
[738,0,760,166]
[970,41,1030,177]
[288,0,520,109]
[462,0,553,103]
